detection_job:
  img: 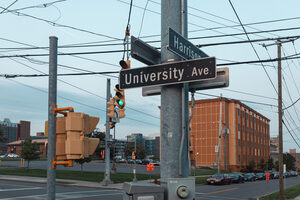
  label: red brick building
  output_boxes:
[189,98,270,172]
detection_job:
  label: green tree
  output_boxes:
[247,160,255,172]
[259,158,267,171]
[274,160,279,171]
[283,153,296,171]
[267,157,274,170]
[75,157,92,175]
[21,137,40,168]
[124,143,146,160]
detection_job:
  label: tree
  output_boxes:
[246,160,255,172]
[267,157,274,170]
[124,143,146,160]
[21,137,40,168]
[274,161,279,171]
[259,158,267,171]
[75,157,92,175]
[283,153,296,171]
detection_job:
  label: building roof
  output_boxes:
[193,97,270,121]
[7,139,48,146]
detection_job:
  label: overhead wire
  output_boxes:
[0,0,18,14]
[1,7,121,41]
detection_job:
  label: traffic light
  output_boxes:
[107,98,115,118]
[109,121,116,129]
[114,84,125,109]
[119,59,130,70]
[55,112,100,161]
[119,108,125,119]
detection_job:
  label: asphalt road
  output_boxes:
[1,160,160,174]
[0,180,123,200]
[196,176,300,200]
[0,176,299,199]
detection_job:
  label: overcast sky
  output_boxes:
[0,0,300,152]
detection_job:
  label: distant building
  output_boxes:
[289,149,300,170]
[0,118,30,154]
[270,136,279,153]
[7,138,47,158]
[113,139,129,158]
[189,98,270,172]
[144,136,160,160]
[127,133,144,145]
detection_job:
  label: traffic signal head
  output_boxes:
[114,84,125,108]
[109,121,116,129]
[119,59,130,70]
[119,108,125,119]
[107,98,115,118]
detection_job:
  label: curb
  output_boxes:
[0,175,124,190]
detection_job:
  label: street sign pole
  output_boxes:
[161,0,184,199]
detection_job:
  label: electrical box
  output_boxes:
[166,177,195,200]
[123,182,164,200]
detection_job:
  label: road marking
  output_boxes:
[203,187,239,195]
[0,187,42,192]
[0,189,123,200]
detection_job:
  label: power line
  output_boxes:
[0,0,18,14]
[221,88,277,100]
[0,0,66,14]
[138,0,150,38]
[1,6,121,41]
[282,119,300,149]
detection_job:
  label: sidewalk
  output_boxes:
[294,195,300,200]
[0,175,134,190]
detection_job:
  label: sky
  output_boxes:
[0,0,300,152]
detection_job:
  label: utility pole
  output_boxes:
[160,1,190,198]
[160,0,187,188]
[217,94,223,174]
[111,127,116,173]
[102,78,111,186]
[47,36,57,200]
[133,137,137,182]
[277,41,284,200]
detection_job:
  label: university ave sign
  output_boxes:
[119,57,216,89]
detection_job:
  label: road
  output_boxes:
[0,176,299,199]
[196,176,300,200]
[1,160,160,174]
[0,180,123,200]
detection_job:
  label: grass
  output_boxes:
[193,167,229,176]
[195,176,210,184]
[0,168,160,184]
[259,184,300,200]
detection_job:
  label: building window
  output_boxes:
[243,140,245,146]
[242,111,245,118]
[237,108,240,116]
[238,154,241,162]
[238,139,241,146]
[238,124,240,131]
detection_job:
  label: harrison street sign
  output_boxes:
[168,27,208,60]
[119,57,216,89]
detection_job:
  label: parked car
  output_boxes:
[142,159,152,165]
[290,171,298,177]
[273,172,279,179]
[244,173,256,181]
[7,153,19,158]
[0,154,6,158]
[150,160,160,166]
[255,173,265,180]
[135,159,142,164]
[229,173,244,183]
[127,159,134,164]
[206,174,232,185]
[116,158,126,163]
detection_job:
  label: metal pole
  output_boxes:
[161,0,184,198]
[180,0,190,178]
[103,78,111,185]
[217,94,223,174]
[111,127,116,173]
[278,42,284,200]
[133,137,137,182]
[47,36,57,200]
